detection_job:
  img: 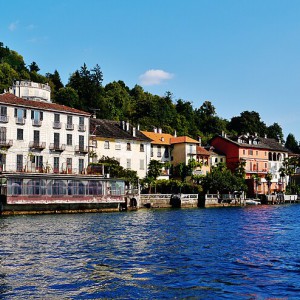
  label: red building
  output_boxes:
[211,133,289,196]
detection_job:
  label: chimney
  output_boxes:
[265,134,267,138]
[174,130,177,137]
[198,136,202,146]
[158,128,162,134]
[132,127,136,137]
[154,127,157,133]
[137,124,140,131]
[126,121,130,131]
[122,121,125,130]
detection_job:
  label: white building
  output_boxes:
[0,88,90,174]
[90,119,152,179]
[9,80,51,102]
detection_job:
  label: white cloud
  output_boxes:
[8,21,19,32]
[139,69,174,86]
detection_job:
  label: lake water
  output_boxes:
[1,205,300,299]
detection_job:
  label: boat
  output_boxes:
[245,199,261,205]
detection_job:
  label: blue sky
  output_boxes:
[1,0,300,141]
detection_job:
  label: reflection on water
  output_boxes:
[1,206,300,299]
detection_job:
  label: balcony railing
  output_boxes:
[247,169,268,174]
[0,115,9,123]
[75,145,89,154]
[53,121,62,129]
[0,140,13,148]
[29,141,46,150]
[49,143,66,152]
[66,123,74,130]
[15,117,25,125]
[78,124,86,132]
[32,119,42,126]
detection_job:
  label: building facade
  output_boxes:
[90,119,152,179]
[0,92,90,174]
[210,133,289,195]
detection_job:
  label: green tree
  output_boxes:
[147,160,163,180]
[229,111,267,136]
[285,133,300,154]
[46,70,64,100]
[267,122,284,141]
[67,63,103,112]
[0,63,18,92]
[202,163,247,194]
[55,87,80,108]
[29,61,40,72]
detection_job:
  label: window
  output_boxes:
[140,144,144,152]
[115,142,121,150]
[248,150,253,155]
[127,143,131,151]
[54,132,60,147]
[67,115,72,124]
[0,127,7,142]
[17,128,23,140]
[14,108,26,124]
[67,134,72,146]
[16,154,23,171]
[126,159,131,169]
[151,146,153,157]
[0,106,8,122]
[66,115,73,130]
[79,135,85,151]
[33,130,40,144]
[54,114,60,122]
[79,117,85,131]
[31,110,43,126]
[10,179,22,195]
[157,146,161,157]
[243,150,246,155]
[30,155,43,171]
[53,113,61,129]
[79,116,84,125]
[79,159,84,174]
[164,146,169,158]
[104,141,110,149]
[256,151,258,156]
[140,159,144,170]
[54,157,60,173]
[67,158,72,173]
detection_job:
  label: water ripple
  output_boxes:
[1,206,300,299]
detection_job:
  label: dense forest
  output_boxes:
[1,42,300,153]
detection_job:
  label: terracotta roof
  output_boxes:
[212,135,289,152]
[170,136,199,144]
[141,131,174,145]
[91,119,152,142]
[196,146,211,156]
[0,93,90,116]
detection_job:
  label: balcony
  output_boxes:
[53,121,62,129]
[0,115,9,123]
[29,141,46,150]
[75,145,89,154]
[32,119,42,127]
[66,123,74,130]
[49,143,66,152]
[78,124,86,132]
[15,117,25,125]
[0,139,13,148]
[247,169,268,174]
